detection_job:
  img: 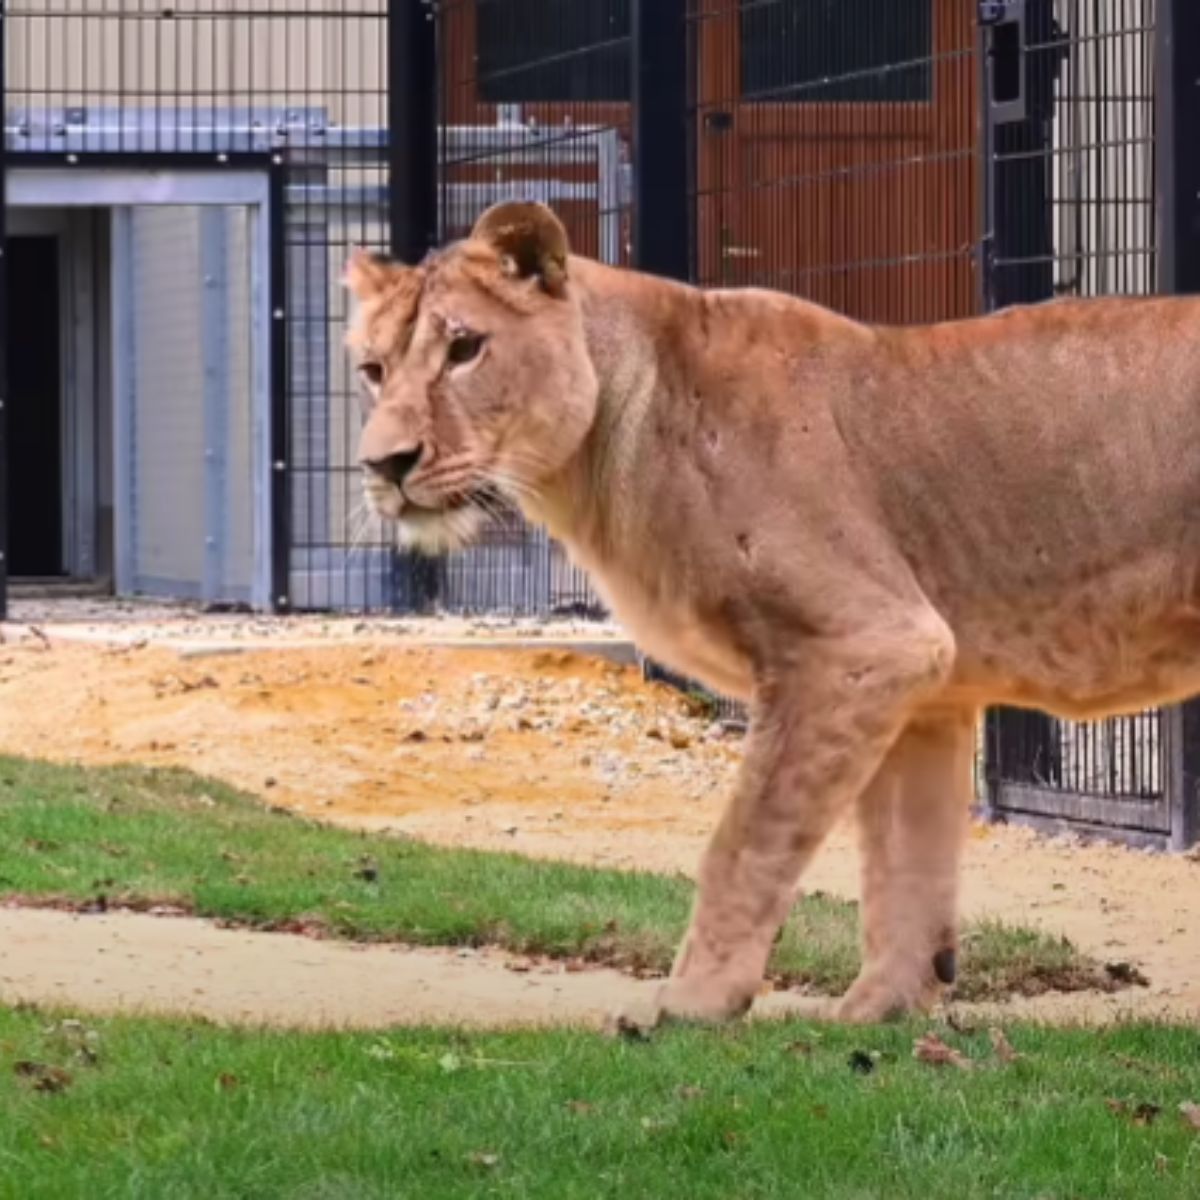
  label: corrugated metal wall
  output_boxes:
[8,0,386,136]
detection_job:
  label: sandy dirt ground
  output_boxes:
[0,603,1197,1028]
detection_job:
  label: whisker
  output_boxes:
[471,490,512,528]
[347,501,377,561]
[487,470,543,508]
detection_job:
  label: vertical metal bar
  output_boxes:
[0,0,8,619]
[1156,0,1200,296]
[1158,0,1200,848]
[67,211,98,580]
[110,207,137,597]
[268,161,290,611]
[249,183,272,613]
[1165,703,1200,851]
[977,12,998,314]
[387,0,438,265]
[387,0,439,613]
[199,207,229,604]
[631,0,689,280]
[596,128,622,267]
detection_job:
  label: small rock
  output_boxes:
[1105,961,1150,987]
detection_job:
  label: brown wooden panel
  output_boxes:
[694,0,979,323]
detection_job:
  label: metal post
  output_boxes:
[386,0,439,613]
[980,0,1066,312]
[268,162,290,611]
[199,209,230,605]
[631,0,689,281]
[979,0,1066,818]
[1158,0,1200,849]
[388,0,438,264]
[0,1,8,621]
[1165,706,1200,852]
[1157,0,1200,295]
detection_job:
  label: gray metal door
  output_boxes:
[115,204,256,605]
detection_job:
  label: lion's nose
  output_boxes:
[365,445,423,488]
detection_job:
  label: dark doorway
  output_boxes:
[5,237,63,577]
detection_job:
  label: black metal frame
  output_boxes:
[389,0,442,615]
[1157,0,1200,851]
[267,159,289,612]
[978,0,1066,311]
[389,0,439,266]
[1157,0,1200,297]
[0,0,8,620]
[631,0,689,280]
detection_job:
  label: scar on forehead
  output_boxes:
[362,270,426,355]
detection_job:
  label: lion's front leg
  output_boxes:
[622,613,956,1029]
[836,709,976,1023]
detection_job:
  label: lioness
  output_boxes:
[345,201,1200,1025]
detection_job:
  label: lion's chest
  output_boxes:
[586,565,754,703]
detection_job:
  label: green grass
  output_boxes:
[2,1006,1199,1199]
[0,756,1109,1000]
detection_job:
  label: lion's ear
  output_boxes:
[343,247,404,300]
[470,202,570,298]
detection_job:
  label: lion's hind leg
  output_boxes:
[836,708,977,1023]
[623,608,957,1029]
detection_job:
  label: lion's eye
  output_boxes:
[447,333,485,367]
[358,361,384,387]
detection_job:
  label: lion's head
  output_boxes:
[343,202,598,553]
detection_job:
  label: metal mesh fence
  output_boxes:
[989,706,1162,799]
[4,0,395,611]
[429,0,626,616]
[0,2,1184,833]
[984,0,1165,808]
[988,0,1157,306]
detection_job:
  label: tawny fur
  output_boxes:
[345,203,1200,1025]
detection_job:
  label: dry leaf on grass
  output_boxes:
[565,1099,595,1116]
[467,1151,500,1169]
[1105,1098,1162,1126]
[13,1061,73,1093]
[913,1034,972,1071]
[605,1013,654,1042]
[988,1027,1023,1064]
[1179,1101,1200,1131]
